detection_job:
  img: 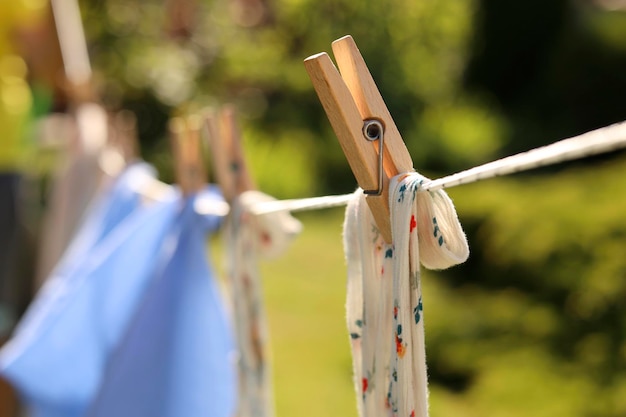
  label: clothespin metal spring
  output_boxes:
[362,119,384,196]
[304,35,415,242]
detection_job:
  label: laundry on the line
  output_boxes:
[1,4,626,416]
[343,173,468,417]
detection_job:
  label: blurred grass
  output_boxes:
[260,210,357,417]
[210,155,626,417]
[211,208,358,417]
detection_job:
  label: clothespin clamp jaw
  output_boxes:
[304,35,414,243]
[204,105,255,203]
[170,114,207,196]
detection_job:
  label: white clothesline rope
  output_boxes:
[248,121,626,215]
[125,121,626,217]
[247,194,356,215]
[422,120,626,192]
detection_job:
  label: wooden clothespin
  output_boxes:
[304,35,414,243]
[170,114,207,196]
[50,0,97,105]
[204,105,255,202]
[164,0,198,39]
[108,110,139,163]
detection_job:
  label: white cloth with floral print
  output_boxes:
[224,190,302,417]
[343,173,469,417]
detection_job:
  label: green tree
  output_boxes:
[77,1,626,415]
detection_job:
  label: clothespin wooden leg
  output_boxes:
[170,115,206,196]
[304,35,414,243]
[203,105,254,203]
[220,106,255,196]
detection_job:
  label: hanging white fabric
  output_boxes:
[224,190,302,417]
[343,172,469,417]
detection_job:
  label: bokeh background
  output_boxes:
[2,0,626,416]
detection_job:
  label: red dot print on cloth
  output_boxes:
[395,332,406,358]
[260,230,272,246]
[409,215,417,233]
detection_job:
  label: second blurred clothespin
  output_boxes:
[304,35,414,243]
[170,114,207,196]
[204,105,255,202]
[109,110,139,163]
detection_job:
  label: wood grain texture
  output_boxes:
[204,106,255,202]
[170,116,206,196]
[305,37,415,242]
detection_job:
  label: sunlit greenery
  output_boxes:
[3,0,626,415]
[83,0,626,415]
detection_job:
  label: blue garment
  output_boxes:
[86,188,237,417]
[0,165,179,417]
[61,162,158,267]
[14,162,158,336]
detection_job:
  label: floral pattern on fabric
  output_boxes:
[225,190,302,417]
[343,173,469,417]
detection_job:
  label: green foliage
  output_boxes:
[426,156,626,416]
[77,0,626,415]
[83,0,498,193]
[243,125,318,198]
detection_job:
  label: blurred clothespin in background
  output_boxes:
[50,0,96,106]
[108,110,139,163]
[304,35,415,243]
[204,105,255,202]
[170,115,207,196]
[164,0,199,40]
[51,0,108,161]
[98,110,140,177]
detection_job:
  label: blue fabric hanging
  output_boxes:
[86,186,236,417]
[28,162,158,306]
[0,164,179,417]
[65,162,159,263]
